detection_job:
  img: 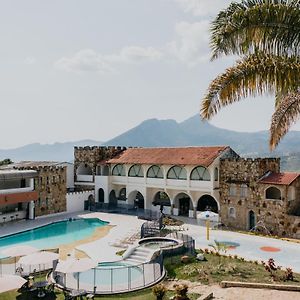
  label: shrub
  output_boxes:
[152,284,167,300]
[174,283,189,300]
[284,268,294,281]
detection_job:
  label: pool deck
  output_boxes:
[1,212,300,273]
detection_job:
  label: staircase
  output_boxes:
[123,246,154,264]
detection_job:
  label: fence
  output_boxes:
[167,231,195,256]
[88,202,160,221]
[54,253,164,294]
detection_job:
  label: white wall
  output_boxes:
[66,191,94,213]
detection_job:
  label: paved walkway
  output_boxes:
[175,217,300,273]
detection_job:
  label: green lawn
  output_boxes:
[164,253,300,285]
[0,286,200,300]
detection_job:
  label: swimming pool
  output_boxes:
[0,218,108,258]
[74,261,143,289]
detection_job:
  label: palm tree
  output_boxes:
[201,0,300,150]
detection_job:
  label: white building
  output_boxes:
[75,146,237,218]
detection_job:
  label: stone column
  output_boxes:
[193,206,197,219]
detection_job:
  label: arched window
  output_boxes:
[76,163,92,175]
[266,186,281,200]
[128,164,144,177]
[167,166,187,180]
[112,164,125,176]
[228,207,236,218]
[214,167,219,181]
[118,188,126,201]
[147,165,163,179]
[190,166,210,181]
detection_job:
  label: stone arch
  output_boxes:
[167,166,187,180]
[109,190,117,207]
[152,191,171,207]
[197,194,219,213]
[98,188,104,203]
[76,163,92,175]
[127,190,145,209]
[174,192,192,216]
[265,186,281,200]
[190,166,210,181]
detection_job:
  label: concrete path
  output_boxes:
[175,217,300,273]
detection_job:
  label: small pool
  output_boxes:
[0,218,108,258]
[139,237,179,250]
[74,261,143,288]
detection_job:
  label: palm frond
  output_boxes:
[201,53,300,119]
[211,0,300,60]
[270,92,300,149]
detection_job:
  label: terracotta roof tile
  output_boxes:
[107,146,229,166]
[259,172,300,185]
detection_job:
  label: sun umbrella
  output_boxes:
[18,251,59,266]
[197,210,219,222]
[1,245,39,258]
[0,274,27,293]
[55,257,97,290]
[55,258,97,274]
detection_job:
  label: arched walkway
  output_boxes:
[127,190,145,209]
[152,191,171,207]
[197,195,219,213]
[98,188,104,203]
[174,193,192,216]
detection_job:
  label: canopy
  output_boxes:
[197,210,219,222]
[0,275,27,293]
[18,251,59,265]
[1,245,39,258]
[55,257,97,274]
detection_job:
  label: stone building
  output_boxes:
[1,161,69,217]
[219,157,300,238]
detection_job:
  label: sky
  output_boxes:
[0,0,299,148]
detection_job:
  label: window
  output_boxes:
[147,165,163,178]
[228,207,236,218]
[240,184,248,198]
[112,164,125,176]
[229,184,237,196]
[214,168,219,181]
[266,186,281,200]
[128,164,144,177]
[167,166,187,180]
[190,166,210,181]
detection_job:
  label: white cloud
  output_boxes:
[24,56,36,65]
[167,21,210,66]
[55,47,162,73]
[54,49,114,73]
[174,0,232,17]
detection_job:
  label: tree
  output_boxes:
[201,0,300,150]
[0,158,13,166]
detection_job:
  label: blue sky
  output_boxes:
[0,0,297,148]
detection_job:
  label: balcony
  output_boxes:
[76,175,93,182]
[0,186,34,195]
[0,191,39,205]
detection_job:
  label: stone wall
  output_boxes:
[18,165,67,217]
[74,146,127,177]
[219,157,300,238]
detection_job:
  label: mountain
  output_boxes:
[105,114,300,156]
[0,140,102,162]
[3,114,300,169]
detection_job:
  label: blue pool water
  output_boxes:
[74,262,143,287]
[0,218,108,258]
